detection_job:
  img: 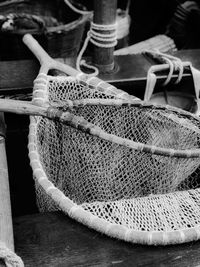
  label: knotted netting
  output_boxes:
[28,71,200,246]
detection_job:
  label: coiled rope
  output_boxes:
[144,51,188,102]
[64,0,130,75]
[76,22,117,76]
[64,0,92,15]
[143,50,200,115]
[0,242,24,267]
[64,0,131,38]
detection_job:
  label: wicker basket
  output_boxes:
[0,0,90,60]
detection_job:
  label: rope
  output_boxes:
[76,22,117,76]
[64,0,130,75]
[144,51,187,102]
[89,22,117,48]
[64,0,92,15]
[144,50,200,115]
[64,0,131,40]
[0,242,24,267]
[155,51,185,85]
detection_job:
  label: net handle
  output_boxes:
[23,34,137,101]
[0,98,200,158]
[23,34,79,76]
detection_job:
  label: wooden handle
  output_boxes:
[0,99,47,117]
[23,34,79,76]
[23,34,126,99]
[93,0,117,73]
[0,114,14,251]
[0,142,14,252]
[23,34,54,74]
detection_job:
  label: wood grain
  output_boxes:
[93,0,117,73]
[13,211,200,267]
[0,57,75,94]
[1,50,199,99]
[0,114,14,252]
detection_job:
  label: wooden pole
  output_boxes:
[93,0,117,73]
[0,113,14,252]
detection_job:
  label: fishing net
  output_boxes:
[20,33,200,246]
[28,71,200,246]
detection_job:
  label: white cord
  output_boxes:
[64,0,92,15]
[144,51,187,102]
[0,242,24,267]
[76,22,117,76]
[64,0,130,75]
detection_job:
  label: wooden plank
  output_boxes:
[0,57,75,93]
[13,211,200,267]
[0,60,39,92]
[100,50,198,85]
[0,114,14,251]
[0,50,200,97]
[0,114,14,267]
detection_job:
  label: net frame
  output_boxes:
[23,34,200,246]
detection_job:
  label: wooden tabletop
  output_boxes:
[13,211,200,267]
[1,50,200,97]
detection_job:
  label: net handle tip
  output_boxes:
[23,34,54,74]
[23,34,80,77]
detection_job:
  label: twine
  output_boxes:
[144,51,186,102]
[64,0,92,15]
[0,242,24,267]
[155,51,185,85]
[144,51,198,104]
[63,0,130,75]
[76,22,118,76]
[64,0,131,40]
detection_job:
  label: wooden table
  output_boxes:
[1,50,200,98]
[13,211,200,267]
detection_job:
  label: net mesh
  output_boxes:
[33,75,200,233]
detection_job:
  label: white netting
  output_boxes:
[32,75,200,235]
[82,189,200,232]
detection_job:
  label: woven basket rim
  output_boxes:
[0,0,90,35]
[0,14,90,35]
